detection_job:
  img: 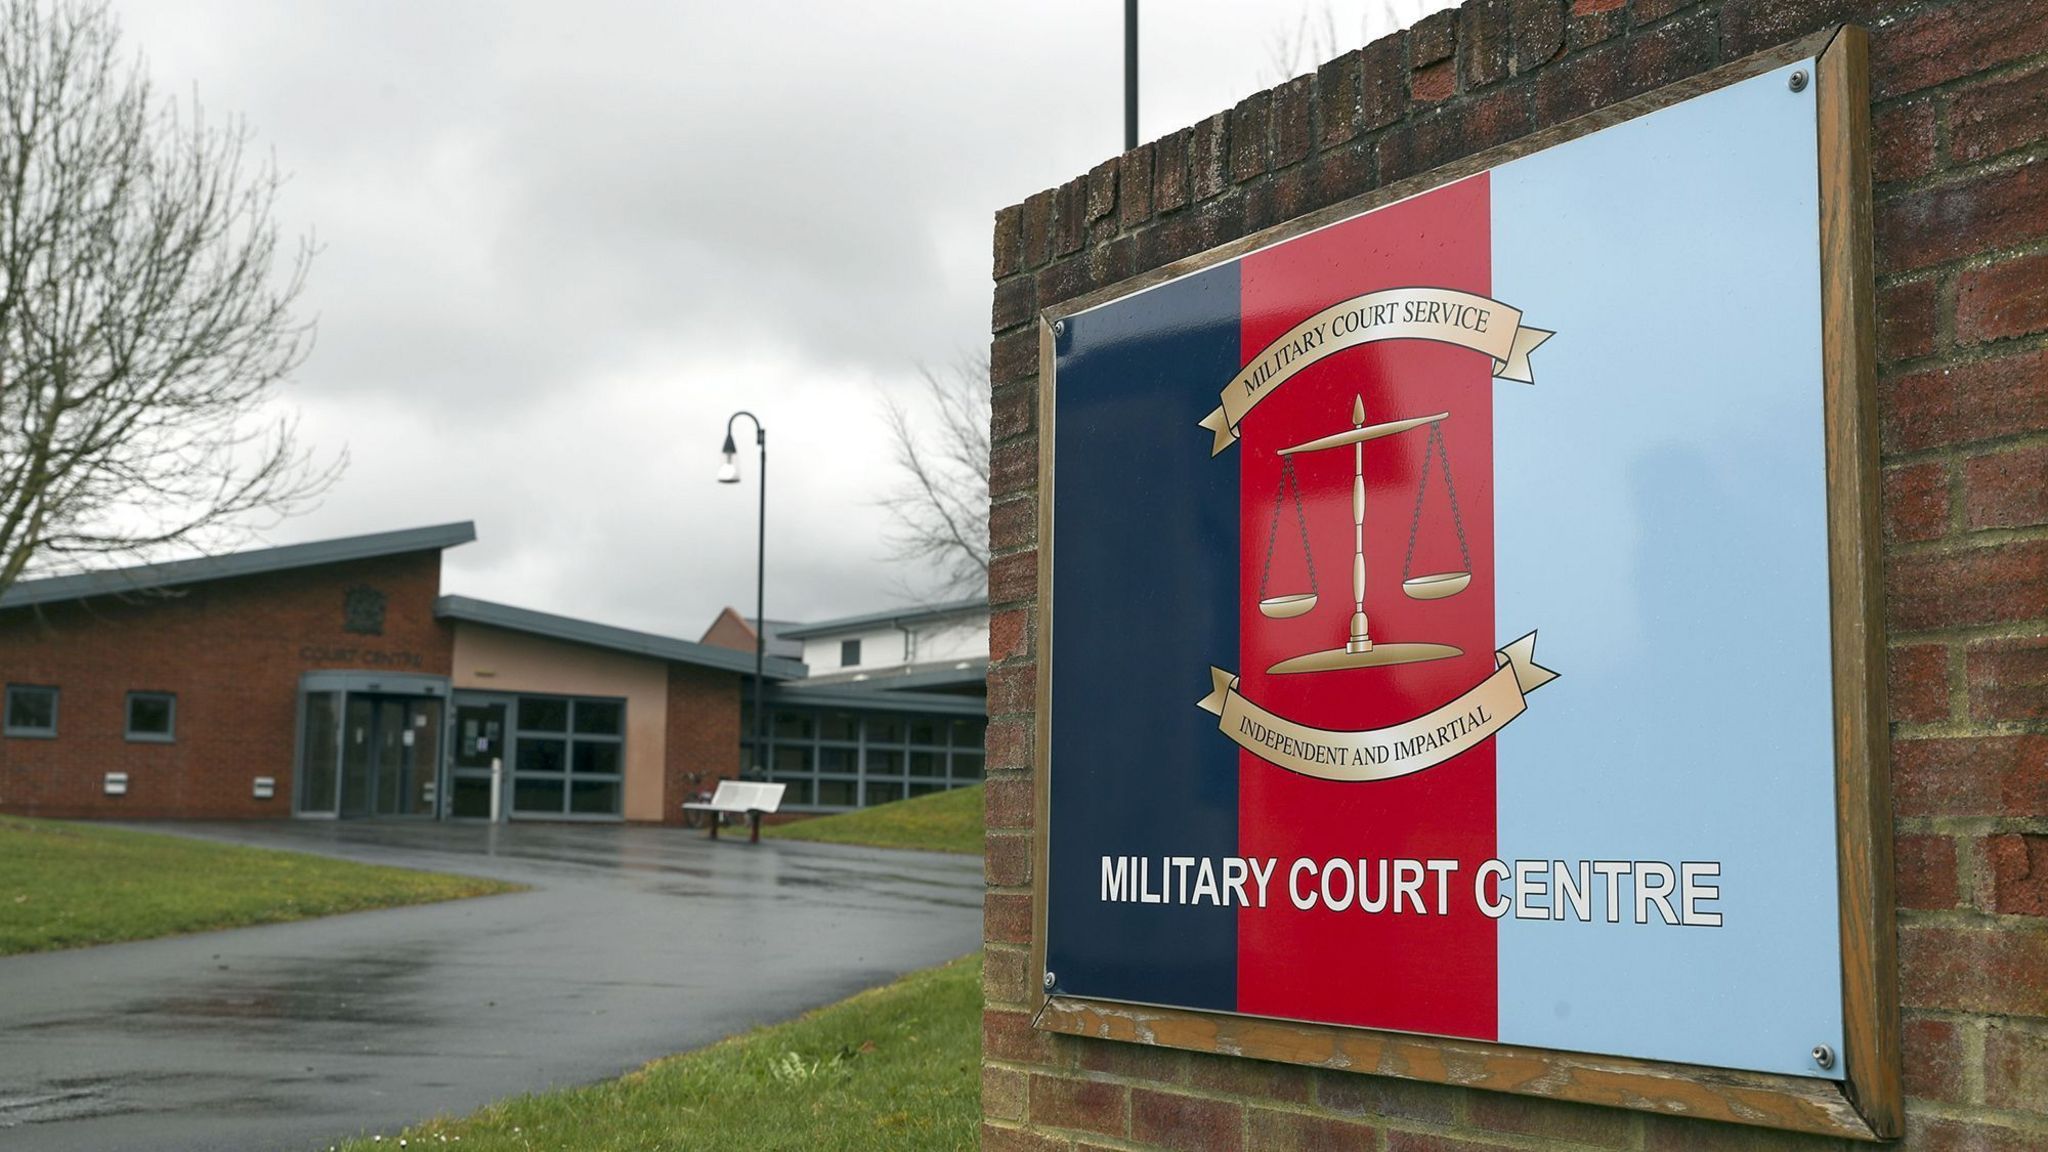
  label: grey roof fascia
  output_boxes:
[762,683,985,716]
[435,595,808,680]
[776,596,989,640]
[787,659,989,693]
[0,522,478,610]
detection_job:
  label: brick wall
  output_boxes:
[0,550,451,819]
[985,0,2048,1148]
[699,606,759,655]
[662,661,742,826]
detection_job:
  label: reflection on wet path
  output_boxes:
[0,821,982,1152]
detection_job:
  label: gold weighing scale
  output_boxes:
[1257,395,1474,675]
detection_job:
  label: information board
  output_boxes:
[1035,28,1896,1141]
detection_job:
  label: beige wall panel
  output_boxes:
[451,623,669,822]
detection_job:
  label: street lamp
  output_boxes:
[719,411,767,780]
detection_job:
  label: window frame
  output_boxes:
[748,704,988,812]
[507,692,627,818]
[124,691,178,743]
[839,638,862,667]
[3,684,59,739]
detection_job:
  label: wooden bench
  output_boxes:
[682,780,786,842]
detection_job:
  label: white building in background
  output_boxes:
[775,597,989,694]
[699,597,989,810]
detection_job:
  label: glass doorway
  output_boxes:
[448,697,509,820]
[295,674,451,819]
[334,695,441,818]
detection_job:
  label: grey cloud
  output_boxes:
[112,0,1447,635]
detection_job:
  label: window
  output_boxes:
[517,697,569,731]
[4,685,57,738]
[572,699,623,736]
[840,638,861,667]
[510,694,624,817]
[740,704,992,812]
[125,692,176,742]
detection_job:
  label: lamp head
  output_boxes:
[717,431,740,483]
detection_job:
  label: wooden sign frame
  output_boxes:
[1028,25,1899,1142]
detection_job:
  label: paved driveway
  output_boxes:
[0,821,983,1152]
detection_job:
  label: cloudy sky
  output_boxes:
[114,0,1453,639]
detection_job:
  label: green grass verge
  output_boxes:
[0,816,521,956]
[339,953,982,1152]
[762,783,984,855]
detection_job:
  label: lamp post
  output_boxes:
[718,411,767,780]
[1125,0,1138,150]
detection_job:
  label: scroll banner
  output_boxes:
[1199,287,1554,455]
[1197,632,1559,782]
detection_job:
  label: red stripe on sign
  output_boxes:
[1235,174,1498,1040]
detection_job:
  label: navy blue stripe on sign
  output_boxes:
[1045,261,1241,1012]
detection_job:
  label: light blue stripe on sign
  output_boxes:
[1488,59,1845,1079]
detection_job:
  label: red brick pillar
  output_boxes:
[984,1,2048,1148]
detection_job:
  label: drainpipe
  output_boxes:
[893,619,917,676]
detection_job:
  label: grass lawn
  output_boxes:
[338,953,982,1152]
[0,816,520,956]
[762,783,984,855]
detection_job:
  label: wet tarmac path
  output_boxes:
[0,821,983,1152]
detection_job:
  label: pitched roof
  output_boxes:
[436,595,808,679]
[0,522,477,610]
[776,596,988,640]
[747,617,806,660]
[698,607,804,661]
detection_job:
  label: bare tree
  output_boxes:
[1267,4,1345,83]
[877,358,990,599]
[1265,1,1413,84]
[0,0,333,599]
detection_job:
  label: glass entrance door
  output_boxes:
[297,692,343,816]
[449,699,508,820]
[337,694,442,818]
[341,697,376,817]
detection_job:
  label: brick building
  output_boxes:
[0,522,986,822]
[983,2,2048,1149]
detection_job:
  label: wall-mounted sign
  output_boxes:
[298,645,426,670]
[1035,27,1896,1142]
[344,584,388,636]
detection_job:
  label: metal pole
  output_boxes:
[721,410,768,782]
[1124,0,1138,151]
[753,427,766,779]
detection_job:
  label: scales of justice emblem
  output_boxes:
[1194,286,1561,783]
[1257,393,1470,675]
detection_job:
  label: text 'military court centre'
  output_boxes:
[0,522,988,823]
